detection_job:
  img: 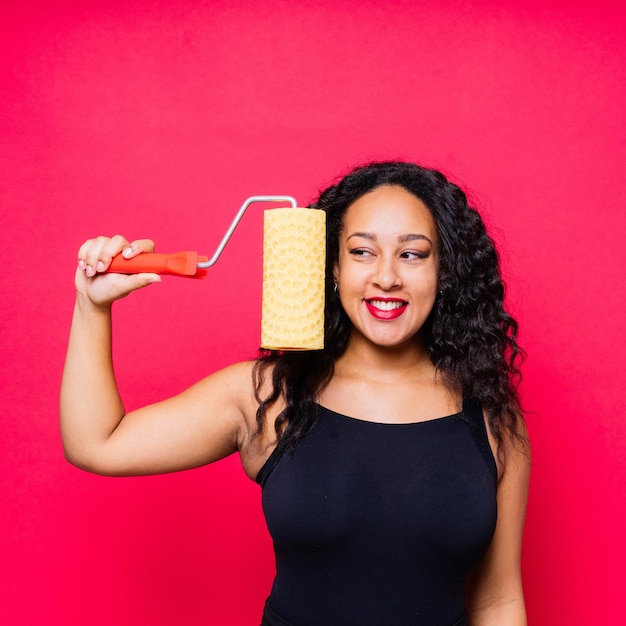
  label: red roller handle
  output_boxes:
[107,252,209,279]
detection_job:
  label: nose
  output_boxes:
[373,256,402,290]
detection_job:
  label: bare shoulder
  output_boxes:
[184,359,263,437]
[193,359,258,400]
[482,407,530,483]
[199,358,277,415]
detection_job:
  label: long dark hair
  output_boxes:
[253,161,525,453]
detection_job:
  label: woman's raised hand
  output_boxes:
[75,235,161,308]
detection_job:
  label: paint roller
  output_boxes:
[106,196,326,350]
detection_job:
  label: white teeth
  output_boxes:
[368,300,404,311]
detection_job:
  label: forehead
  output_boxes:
[342,185,438,240]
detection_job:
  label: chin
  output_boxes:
[365,333,420,350]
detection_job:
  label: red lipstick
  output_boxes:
[365,298,408,320]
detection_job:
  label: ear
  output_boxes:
[332,261,339,282]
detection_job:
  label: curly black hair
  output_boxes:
[253,161,525,454]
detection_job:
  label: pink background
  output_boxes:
[1,1,624,624]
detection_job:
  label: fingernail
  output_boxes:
[96,261,105,272]
[78,260,85,270]
[85,265,94,277]
[122,247,133,258]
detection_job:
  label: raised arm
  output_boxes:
[60,236,254,477]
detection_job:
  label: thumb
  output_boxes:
[131,273,162,289]
[111,272,162,298]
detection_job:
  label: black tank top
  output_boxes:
[256,399,498,626]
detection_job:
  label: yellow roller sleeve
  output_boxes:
[261,208,326,350]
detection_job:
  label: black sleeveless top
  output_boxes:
[256,399,498,626]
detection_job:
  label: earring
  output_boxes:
[333,280,339,294]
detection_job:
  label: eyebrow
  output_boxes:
[346,232,434,245]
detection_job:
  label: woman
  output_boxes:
[61,161,530,626]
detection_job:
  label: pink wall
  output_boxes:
[1,1,624,623]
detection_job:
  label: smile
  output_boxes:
[365,298,408,320]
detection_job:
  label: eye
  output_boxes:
[349,248,375,258]
[400,250,430,260]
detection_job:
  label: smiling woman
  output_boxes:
[61,161,530,626]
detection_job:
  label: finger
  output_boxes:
[81,236,112,277]
[77,236,130,276]
[96,235,131,272]
[116,272,162,296]
[122,238,156,259]
[134,272,162,287]
[77,238,96,271]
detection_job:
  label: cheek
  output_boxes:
[427,272,439,293]
[417,273,439,309]
[419,264,438,291]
